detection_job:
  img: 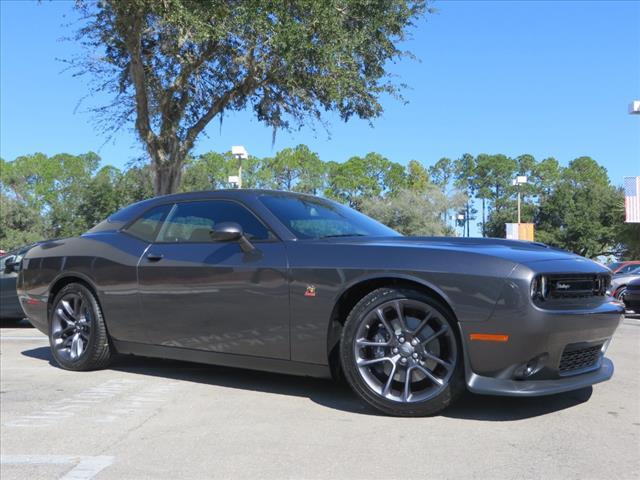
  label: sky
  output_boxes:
[1,0,639,190]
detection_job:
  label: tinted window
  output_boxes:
[108,197,157,222]
[259,195,400,239]
[124,204,172,242]
[157,200,271,243]
[619,264,640,274]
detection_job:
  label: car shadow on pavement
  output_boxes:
[0,318,33,328]
[21,346,593,421]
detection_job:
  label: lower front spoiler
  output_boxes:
[466,357,614,397]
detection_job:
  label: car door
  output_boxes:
[136,199,290,359]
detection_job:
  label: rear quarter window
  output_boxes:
[124,204,173,242]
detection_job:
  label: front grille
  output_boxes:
[559,343,603,374]
[546,274,609,299]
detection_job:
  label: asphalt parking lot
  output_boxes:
[1,318,639,480]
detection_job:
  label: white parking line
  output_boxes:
[3,379,138,427]
[0,455,114,480]
[0,336,48,340]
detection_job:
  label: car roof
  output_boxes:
[152,189,316,202]
[103,189,325,225]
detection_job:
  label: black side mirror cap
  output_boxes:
[209,222,256,253]
[3,255,19,273]
[210,222,243,242]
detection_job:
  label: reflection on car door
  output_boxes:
[136,200,290,359]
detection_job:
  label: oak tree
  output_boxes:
[73,0,427,195]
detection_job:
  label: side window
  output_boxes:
[157,200,271,243]
[124,204,172,242]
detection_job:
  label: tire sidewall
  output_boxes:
[615,286,627,302]
[49,283,103,371]
[340,288,464,416]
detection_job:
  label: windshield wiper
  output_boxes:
[321,233,367,238]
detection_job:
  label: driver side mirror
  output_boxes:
[3,255,19,273]
[209,222,256,253]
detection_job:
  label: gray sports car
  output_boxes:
[18,190,623,416]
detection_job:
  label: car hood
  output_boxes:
[319,236,606,270]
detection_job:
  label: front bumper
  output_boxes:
[460,299,623,396]
[467,357,613,396]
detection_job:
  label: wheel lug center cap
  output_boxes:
[399,342,414,357]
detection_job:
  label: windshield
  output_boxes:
[618,264,640,274]
[624,265,640,274]
[260,195,400,239]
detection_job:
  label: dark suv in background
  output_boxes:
[1,244,37,321]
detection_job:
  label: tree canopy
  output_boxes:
[72,0,428,194]
[534,157,621,258]
[0,147,633,261]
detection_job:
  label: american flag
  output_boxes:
[624,176,640,223]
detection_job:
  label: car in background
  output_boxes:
[608,260,640,275]
[608,264,640,303]
[0,244,37,320]
[621,277,640,313]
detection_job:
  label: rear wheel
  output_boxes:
[49,283,113,371]
[340,287,464,416]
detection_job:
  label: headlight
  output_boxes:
[531,275,548,300]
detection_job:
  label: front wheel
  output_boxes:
[340,288,464,416]
[614,286,627,303]
[49,283,113,371]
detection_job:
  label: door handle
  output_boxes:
[146,252,164,262]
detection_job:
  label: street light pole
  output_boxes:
[230,145,248,189]
[512,175,528,224]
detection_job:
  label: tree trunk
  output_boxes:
[482,198,486,237]
[153,158,183,196]
[465,201,470,237]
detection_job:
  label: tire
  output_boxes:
[49,283,113,371]
[614,286,627,302]
[340,287,464,416]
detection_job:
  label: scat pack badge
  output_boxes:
[304,285,317,297]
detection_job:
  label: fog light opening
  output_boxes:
[514,354,547,380]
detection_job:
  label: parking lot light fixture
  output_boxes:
[512,175,528,224]
[230,145,249,188]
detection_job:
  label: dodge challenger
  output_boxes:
[18,190,623,416]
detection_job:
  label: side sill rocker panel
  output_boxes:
[112,340,332,379]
